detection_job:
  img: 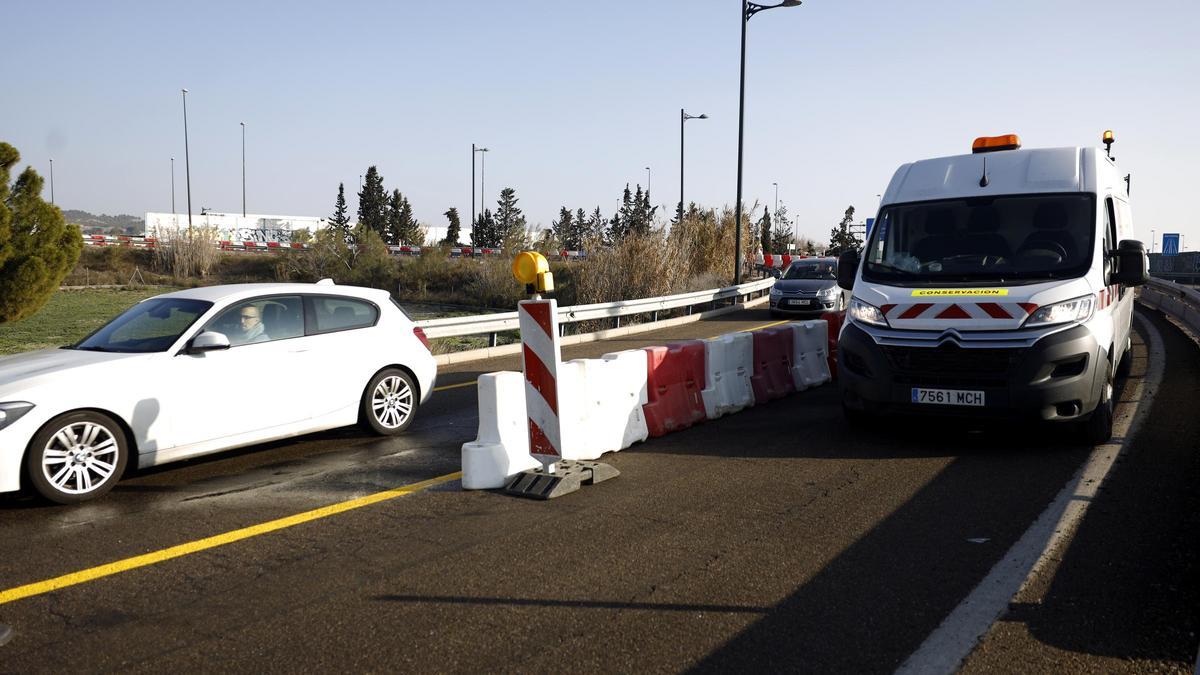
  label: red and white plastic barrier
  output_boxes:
[518,299,564,466]
[461,319,835,489]
[756,253,810,269]
[83,235,158,248]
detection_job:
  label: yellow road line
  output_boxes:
[729,319,791,335]
[433,381,476,392]
[0,471,462,607]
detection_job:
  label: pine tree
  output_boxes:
[770,204,794,254]
[0,142,82,323]
[552,206,575,250]
[357,166,388,241]
[330,183,351,243]
[493,187,526,244]
[388,190,420,245]
[471,209,498,248]
[442,207,461,246]
[758,207,773,253]
[827,205,861,255]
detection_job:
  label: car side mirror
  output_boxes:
[837,251,860,290]
[1110,239,1148,286]
[188,331,231,354]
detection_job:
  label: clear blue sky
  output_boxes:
[4,0,1198,250]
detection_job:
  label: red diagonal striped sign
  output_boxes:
[518,299,563,466]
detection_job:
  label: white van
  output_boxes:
[836,133,1148,443]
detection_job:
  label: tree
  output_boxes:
[357,166,388,241]
[471,209,498,248]
[758,207,772,253]
[552,206,575,250]
[330,183,351,244]
[827,205,861,255]
[441,207,462,246]
[770,204,794,254]
[0,142,82,323]
[388,190,421,245]
[493,187,526,245]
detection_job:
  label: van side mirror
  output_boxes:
[837,250,860,290]
[1110,239,1148,286]
[188,331,231,354]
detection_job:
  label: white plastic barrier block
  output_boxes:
[701,331,755,419]
[600,349,650,450]
[789,320,832,390]
[558,349,649,460]
[461,372,539,489]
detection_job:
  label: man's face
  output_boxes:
[239,307,261,331]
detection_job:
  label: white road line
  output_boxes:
[896,314,1166,675]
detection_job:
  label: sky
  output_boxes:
[4,0,1199,251]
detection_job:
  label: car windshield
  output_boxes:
[863,193,1096,283]
[72,298,213,353]
[784,261,836,280]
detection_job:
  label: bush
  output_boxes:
[153,224,222,279]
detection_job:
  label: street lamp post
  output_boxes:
[240,122,246,218]
[679,109,708,223]
[181,88,193,237]
[645,166,651,195]
[49,158,54,204]
[171,157,176,214]
[472,144,489,228]
[478,147,490,211]
[773,181,778,222]
[734,0,802,283]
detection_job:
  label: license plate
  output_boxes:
[911,388,985,406]
[787,299,811,306]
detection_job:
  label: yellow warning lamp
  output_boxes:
[971,134,1021,154]
[1103,129,1115,159]
[512,251,554,294]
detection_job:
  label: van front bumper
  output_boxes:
[838,322,1106,421]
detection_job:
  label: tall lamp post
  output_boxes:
[181,88,193,237]
[472,144,489,228]
[734,0,802,283]
[773,181,778,221]
[240,122,246,218]
[478,147,490,213]
[645,166,651,195]
[171,157,176,215]
[49,158,54,204]
[679,109,708,223]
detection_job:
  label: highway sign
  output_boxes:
[1162,233,1180,257]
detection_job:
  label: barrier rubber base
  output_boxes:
[503,461,620,500]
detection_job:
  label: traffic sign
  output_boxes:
[1162,233,1180,257]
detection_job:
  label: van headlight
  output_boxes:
[848,298,889,328]
[1024,295,1095,327]
[0,402,35,431]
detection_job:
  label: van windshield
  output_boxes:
[863,193,1095,284]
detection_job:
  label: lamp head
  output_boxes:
[780,0,802,6]
[698,114,709,119]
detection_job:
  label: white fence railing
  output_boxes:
[1141,278,1200,336]
[414,277,775,341]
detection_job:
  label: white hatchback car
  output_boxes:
[0,281,437,504]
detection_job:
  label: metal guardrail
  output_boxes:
[1141,278,1200,336]
[414,276,775,342]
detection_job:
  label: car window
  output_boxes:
[202,296,304,346]
[74,298,212,353]
[784,261,836,280]
[309,296,379,333]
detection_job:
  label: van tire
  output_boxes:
[1081,360,1114,445]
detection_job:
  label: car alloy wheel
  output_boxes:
[362,368,418,435]
[27,411,128,504]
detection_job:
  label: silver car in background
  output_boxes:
[769,257,845,317]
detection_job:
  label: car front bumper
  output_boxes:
[770,296,839,313]
[838,322,1106,421]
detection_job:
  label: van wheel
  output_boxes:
[842,402,874,427]
[1081,360,1114,445]
[362,368,418,436]
[26,411,128,504]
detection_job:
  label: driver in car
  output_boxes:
[234,304,270,344]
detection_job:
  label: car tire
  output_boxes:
[1081,359,1114,445]
[25,411,128,504]
[362,368,418,436]
[842,402,874,426]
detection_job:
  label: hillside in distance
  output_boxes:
[62,210,143,235]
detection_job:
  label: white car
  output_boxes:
[0,280,437,504]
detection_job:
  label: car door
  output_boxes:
[164,295,314,450]
[302,294,383,420]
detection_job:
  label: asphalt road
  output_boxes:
[0,305,1196,673]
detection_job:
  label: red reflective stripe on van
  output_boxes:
[977,302,1012,319]
[899,303,932,319]
[934,304,971,319]
[1018,303,1038,315]
[880,304,896,316]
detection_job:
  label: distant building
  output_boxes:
[145,211,330,243]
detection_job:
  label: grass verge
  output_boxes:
[0,288,174,355]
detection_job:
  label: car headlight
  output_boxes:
[770,286,782,297]
[1024,295,1095,327]
[0,402,35,431]
[848,298,889,328]
[818,286,840,298]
